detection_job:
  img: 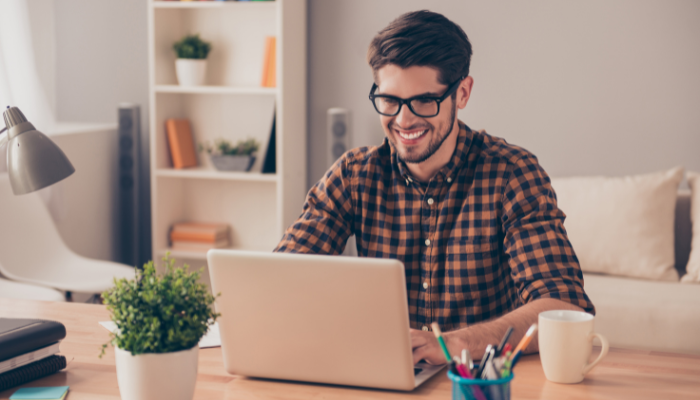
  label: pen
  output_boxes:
[500,343,512,356]
[509,324,538,363]
[511,351,523,367]
[495,326,513,355]
[430,322,453,364]
[501,351,513,378]
[452,356,470,378]
[475,345,494,379]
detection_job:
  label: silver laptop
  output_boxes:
[207,249,444,391]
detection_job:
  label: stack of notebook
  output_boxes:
[170,222,231,252]
[0,319,67,391]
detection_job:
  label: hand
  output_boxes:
[410,328,461,365]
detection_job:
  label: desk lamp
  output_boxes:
[0,106,75,195]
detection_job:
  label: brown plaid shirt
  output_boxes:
[275,122,594,331]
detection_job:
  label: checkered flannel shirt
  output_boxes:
[275,121,594,331]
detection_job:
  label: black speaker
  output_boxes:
[118,103,140,267]
[327,108,351,167]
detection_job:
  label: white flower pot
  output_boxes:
[115,346,198,400]
[175,59,207,86]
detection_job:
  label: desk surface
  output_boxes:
[0,299,699,400]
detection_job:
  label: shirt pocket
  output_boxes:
[444,238,501,302]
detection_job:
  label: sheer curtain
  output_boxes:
[0,0,55,131]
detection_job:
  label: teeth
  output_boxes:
[397,129,427,140]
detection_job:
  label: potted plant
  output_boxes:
[200,138,260,172]
[173,33,212,86]
[101,255,219,400]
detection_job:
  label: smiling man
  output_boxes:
[275,10,594,365]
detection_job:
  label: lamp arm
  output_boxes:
[0,126,7,149]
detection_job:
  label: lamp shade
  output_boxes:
[3,107,75,195]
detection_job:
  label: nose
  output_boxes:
[394,102,419,128]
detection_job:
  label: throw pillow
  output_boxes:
[550,167,683,281]
[682,171,700,283]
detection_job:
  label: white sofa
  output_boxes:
[583,191,700,354]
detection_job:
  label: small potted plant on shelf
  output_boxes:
[101,255,219,400]
[200,138,260,172]
[173,33,212,86]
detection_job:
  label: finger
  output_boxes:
[412,344,430,365]
[410,331,428,348]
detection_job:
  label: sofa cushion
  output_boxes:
[551,167,683,281]
[682,171,700,283]
[583,273,700,353]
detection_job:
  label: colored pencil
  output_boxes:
[430,322,452,363]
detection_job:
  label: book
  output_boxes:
[0,356,67,392]
[171,222,229,234]
[261,112,276,174]
[165,119,198,169]
[0,319,66,362]
[171,239,230,252]
[261,36,276,87]
[0,343,60,375]
[170,231,229,243]
[9,386,69,400]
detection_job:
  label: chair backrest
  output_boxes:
[0,174,75,280]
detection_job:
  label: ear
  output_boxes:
[456,76,474,109]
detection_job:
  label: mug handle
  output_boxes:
[582,332,609,375]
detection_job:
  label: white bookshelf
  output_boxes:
[148,0,307,265]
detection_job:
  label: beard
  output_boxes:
[388,101,457,164]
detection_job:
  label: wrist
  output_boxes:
[443,328,469,359]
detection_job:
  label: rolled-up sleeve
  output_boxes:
[274,156,354,255]
[501,154,595,314]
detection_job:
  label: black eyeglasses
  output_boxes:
[368,76,464,118]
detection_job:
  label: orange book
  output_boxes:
[165,119,198,169]
[171,222,229,233]
[170,231,228,243]
[261,36,276,87]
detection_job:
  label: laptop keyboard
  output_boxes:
[414,368,423,376]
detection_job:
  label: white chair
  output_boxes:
[0,174,134,296]
[0,277,65,302]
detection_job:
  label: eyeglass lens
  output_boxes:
[374,97,438,117]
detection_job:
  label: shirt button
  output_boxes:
[427,198,434,205]
[422,326,429,331]
[447,177,452,183]
[423,282,428,289]
[425,239,431,246]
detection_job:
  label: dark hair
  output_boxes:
[367,10,473,86]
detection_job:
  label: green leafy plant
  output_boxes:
[173,34,212,59]
[101,254,219,356]
[199,138,260,156]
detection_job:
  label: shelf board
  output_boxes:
[155,85,276,95]
[152,1,276,9]
[156,167,278,182]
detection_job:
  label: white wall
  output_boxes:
[26,0,56,115]
[308,0,700,186]
[53,0,151,264]
[17,0,150,263]
[37,0,700,254]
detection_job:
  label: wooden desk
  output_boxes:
[1,299,699,400]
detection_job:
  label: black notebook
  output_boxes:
[0,355,67,392]
[0,319,66,362]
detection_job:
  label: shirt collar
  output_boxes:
[391,120,473,185]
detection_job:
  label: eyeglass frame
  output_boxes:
[368,76,465,118]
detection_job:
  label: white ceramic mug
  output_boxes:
[538,310,609,384]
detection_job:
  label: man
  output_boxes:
[275,10,594,365]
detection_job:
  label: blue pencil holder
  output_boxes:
[448,370,514,400]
